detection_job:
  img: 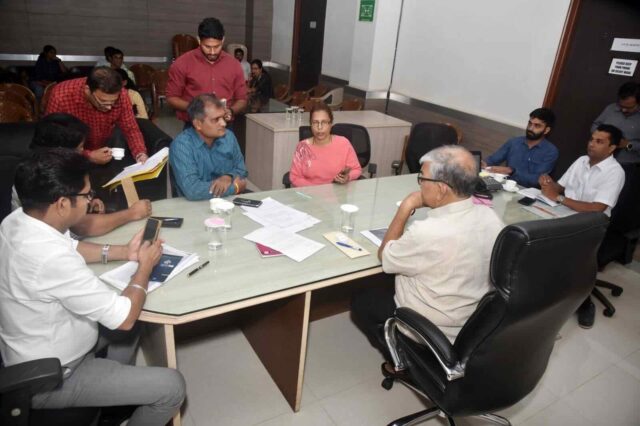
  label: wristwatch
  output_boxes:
[101,244,110,264]
[556,195,566,205]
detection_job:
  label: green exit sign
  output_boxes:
[359,0,375,22]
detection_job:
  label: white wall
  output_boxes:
[271,0,295,66]
[390,0,571,127]
[321,0,358,80]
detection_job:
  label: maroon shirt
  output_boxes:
[166,49,248,122]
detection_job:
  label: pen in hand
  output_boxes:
[336,241,363,251]
[188,261,210,277]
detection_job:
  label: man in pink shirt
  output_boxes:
[167,17,247,126]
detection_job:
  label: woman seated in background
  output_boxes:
[247,59,273,105]
[289,102,361,187]
[30,45,67,98]
[115,68,148,119]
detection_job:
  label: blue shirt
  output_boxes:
[486,136,558,188]
[169,127,248,200]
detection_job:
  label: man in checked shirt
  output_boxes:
[46,66,149,165]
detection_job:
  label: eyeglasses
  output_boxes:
[91,92,118,109]
[417,175,452,188]
[69,189,96,202]
[311,120,331,129]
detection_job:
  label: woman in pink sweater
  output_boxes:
[290,103,362,187]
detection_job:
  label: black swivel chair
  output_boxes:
[392,122,462,175]
[592,162,640,317]
[283,123,377,188]
[381,212,608,426]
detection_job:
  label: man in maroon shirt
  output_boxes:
[167,17,247,125]
[46,67,148,165]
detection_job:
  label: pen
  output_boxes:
[295,191,312,199]
[336,241,363,251]
[188,261,210,277]
[532,205,557,217]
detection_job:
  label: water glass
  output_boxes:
[340,204,359,234]
[205,218,227,250]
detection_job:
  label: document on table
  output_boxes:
[360,228,388,247]
[241,197,321,233]
[522,202,577,219]
[104,147,169,187]
[517,187,559,207]
[244,226,325,262]
[100,244,199,292]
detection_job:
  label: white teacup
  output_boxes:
[111,147,125,160]
[503,179,518,191]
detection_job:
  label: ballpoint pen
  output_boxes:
[336,241,363,251]
[188,261,210,277]
[532,205,557,217]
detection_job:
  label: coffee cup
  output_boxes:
[111,147,125,160]
[504,179,518,191]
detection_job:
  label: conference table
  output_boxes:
[245,110,412,190]
[88,175,540,425]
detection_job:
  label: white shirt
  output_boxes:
[241,60,251,81]
[558,155,625,216]
[382,198,504,343]
[0,209,131,366]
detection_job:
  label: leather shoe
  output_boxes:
[578,298,595,329]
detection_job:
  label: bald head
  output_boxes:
[420,145,478,197]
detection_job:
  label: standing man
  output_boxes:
[592,82,640,164]
[0,149,185,424]
[170,94,248,200]
[484,108,559,188]
[351,146,504,360]
[167,17,247,127]
[539,124,625,328]
[234,47,251,82]
[46,66,148,165]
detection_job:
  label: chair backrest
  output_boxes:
[405,122,461,173]
[309,84,328,98]
[289,90,309,106]
[274,84,289,101]
[0,84,36,116]
[401,213,608,416]
[298,123,371,168]
[151,69,169,119]
[172,34,199,59]
[226,43,248,59]
[0,91,32,113]
[40,82,56,115]
[0,102,33,123]
[129,64,156,90]
[340,98,363,111]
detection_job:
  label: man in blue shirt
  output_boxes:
[483,108,559,188]
[170,94,248,200]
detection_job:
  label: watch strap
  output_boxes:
[101,244,110,264]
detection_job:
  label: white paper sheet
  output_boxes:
[243,226,324,262]
[104,147,169,187]
[522,202,577,219]
[517,187,558,207]
[241,197,320,233]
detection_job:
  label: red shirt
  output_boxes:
[45,78,147,159]
[166,49,247,122]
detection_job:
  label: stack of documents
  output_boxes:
[518,187,559,206]
[100,244,199,293]
[103,147,169,189]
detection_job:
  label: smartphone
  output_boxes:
[232,197,263,208]
[151,216,184,228]
[517,197,536,206]
[142,218,162,242]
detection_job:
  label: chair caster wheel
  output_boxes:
[603,308,615,317]
[611,288,623,297]
[381,377,394,390]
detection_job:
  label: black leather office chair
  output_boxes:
[393,122,461,175]
[592,162,640,317]
[381,212,608,426]
[283,123,376,188]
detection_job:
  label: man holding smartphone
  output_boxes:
[0,149,185,425]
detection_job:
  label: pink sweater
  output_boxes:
[290,135,362,187]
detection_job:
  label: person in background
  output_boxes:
[234,47,251,82]
[115,69,148,119]
[483,108,558,188]
[96,46,116,67]
[170,94,248,200]
[247,59,273,105]
[289,102,361,187]
[592,81,640,164]
[30,45,67,99]
[96,46,136,84]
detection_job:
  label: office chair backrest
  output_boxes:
[405,123,460,173]
[403,213,608,416]
[298,123,371,169]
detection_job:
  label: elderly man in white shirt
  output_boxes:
[539,124,625,328]
[0,149,185,425]
[351,145,504,365]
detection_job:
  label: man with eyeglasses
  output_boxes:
[46,66,148,165]
[592,82,640,164]
[0,149,185,424]
[352,145,504,361]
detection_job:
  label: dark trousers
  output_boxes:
[351,286,397,361]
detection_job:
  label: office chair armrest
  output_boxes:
[391,160,402,175]
[367,162,377,178]
[0,358,62,395]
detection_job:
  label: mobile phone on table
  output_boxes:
[151,216,184,228]
[142,218,162,242]
[232,197,262,208]
[517,197,536,206]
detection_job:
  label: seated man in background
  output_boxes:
[170,94,248,200]
[539,124,625,328]
[46,66,148,165]
[484,108,558,187]
[0,149,185,424]
[22,113,152,237]
[592,81,640,164]
[352,145,504,361]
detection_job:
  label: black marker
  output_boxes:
[188,261,210,277]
